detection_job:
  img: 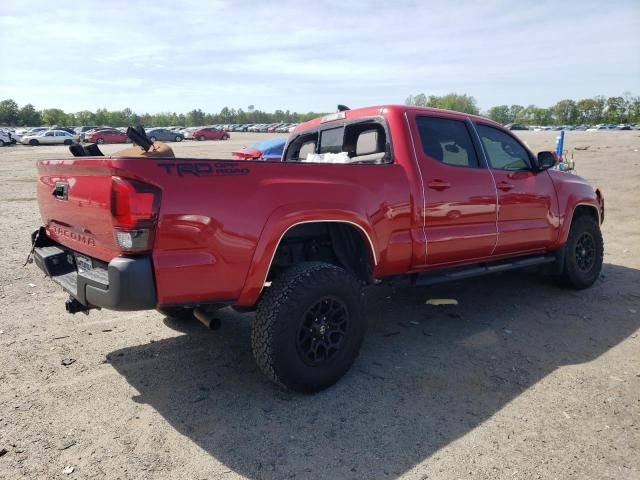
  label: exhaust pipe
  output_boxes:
[193,308,221,330]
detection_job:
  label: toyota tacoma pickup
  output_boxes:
[31,106,604,392]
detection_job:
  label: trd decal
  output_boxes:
[157,162,249,177]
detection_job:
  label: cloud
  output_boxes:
[0,0,638,113]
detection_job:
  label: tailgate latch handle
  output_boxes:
[52,182,69,200]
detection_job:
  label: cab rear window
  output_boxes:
[319,127,344,154]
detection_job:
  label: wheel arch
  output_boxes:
[236,216,378,307]
[561,202,601,244]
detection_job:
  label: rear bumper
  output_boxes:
[32,228,156,311]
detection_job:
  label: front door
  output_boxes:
[473,123,557,255]
[408,113,498,266]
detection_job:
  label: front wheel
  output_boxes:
[252,262,365,393]
[29,139,39,146]
[96,138,104,144]
[553,215,603,289]
[175,136,182,142]
[63,139,72,145]
[222,134,229,140]
[197,135,205,141]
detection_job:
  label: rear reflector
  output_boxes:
[111,177,161,253]
[115,229,151,251]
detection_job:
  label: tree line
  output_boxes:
[1,93,639,127]
[405,92,640,125]
[0,100,325,127]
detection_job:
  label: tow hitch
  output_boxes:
[65,296,94,315]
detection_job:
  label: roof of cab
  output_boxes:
[293,105,501,133]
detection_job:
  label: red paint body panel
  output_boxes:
[35,105,604,310]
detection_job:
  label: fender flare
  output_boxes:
[236,208,378,306]
[559,200,601,245]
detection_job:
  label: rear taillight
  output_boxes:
[111,177,161,253]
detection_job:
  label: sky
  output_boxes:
[0,0,639,114]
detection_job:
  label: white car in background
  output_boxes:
[21,129,78,146]
[0,130,13,146]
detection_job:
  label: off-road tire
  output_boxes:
[156,307,195,321]
[252,262,365,393]
[554,214,603,289]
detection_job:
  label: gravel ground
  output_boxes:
[0,131,638,480]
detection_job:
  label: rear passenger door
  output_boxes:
[473,123,557,254]
[409,113,498,266]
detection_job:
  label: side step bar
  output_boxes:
[413,254,558,287]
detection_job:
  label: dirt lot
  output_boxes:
[0,131,638,479]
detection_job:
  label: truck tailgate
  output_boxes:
[37,159,121,262]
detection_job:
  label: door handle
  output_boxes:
[428,180,451,191]
[497,182,513,192]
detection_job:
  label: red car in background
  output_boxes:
[85,128,128,144]
[192,127,229,141]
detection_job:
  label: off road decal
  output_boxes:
[157,162,249,177]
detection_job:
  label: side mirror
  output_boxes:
[535,151,557,171]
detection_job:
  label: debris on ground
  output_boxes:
[57,440,76,451]
[575,146,590,150]
[61,358,76,367]
[0,448,7,457]
[383,331,400,337]
[63,465,74,474]
[426,298,458,306]
[28,283,36,288]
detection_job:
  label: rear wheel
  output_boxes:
[29,139,39,146]
[554,215,603,289]
[252,262,366,393]
[175,135,182,142]
[63,139,72,145]
[197,135,205,141]
[96,138,104,144]
[222,134,229,140]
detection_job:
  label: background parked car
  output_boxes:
[85,128,128,144]
[146,128,185,142]
[505,123,529,130]
[0,130,13,146]
[191,127,229,141]
[21,129,76,146]
[232,138,286,161]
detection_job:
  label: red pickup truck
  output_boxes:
[31,105,604,392]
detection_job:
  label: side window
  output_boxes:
[415,116,480,168]
[285,132,318,161]
[475,124,531,170]
[45,131,54,137]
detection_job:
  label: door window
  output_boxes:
[475,124,531,170]
[415,116,480,168]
